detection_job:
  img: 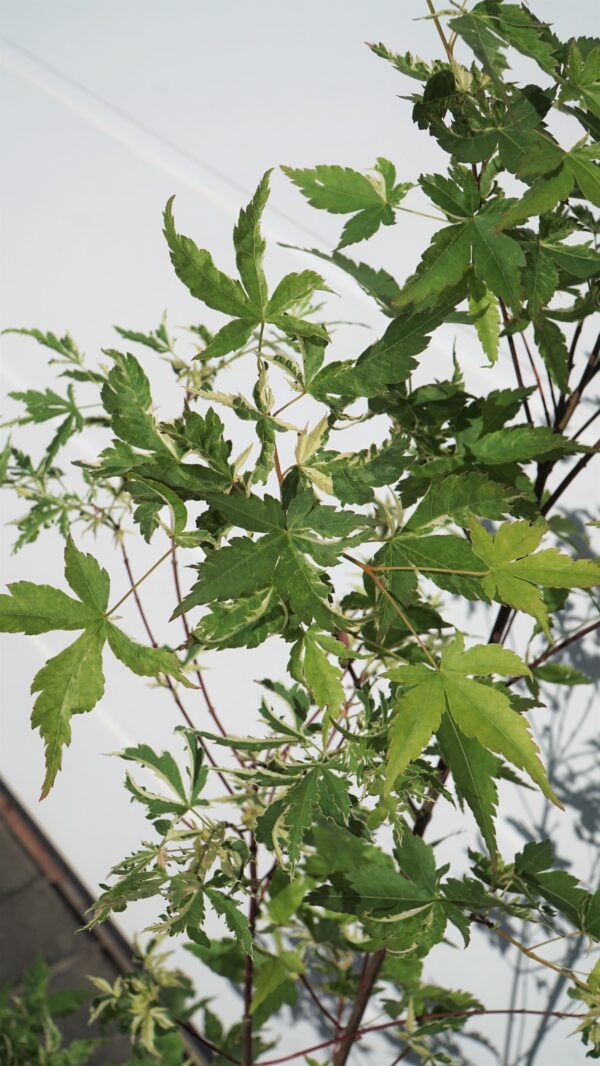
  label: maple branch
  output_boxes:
[499,299,533,425]
[521,333,551,426]
[119,542,235,796]
[541,435,600,516]
[471,914,587,989]
[299,973,340,1028]
[257,1007,586,1066]
[243,835,259,1066]
[331,949,386,1066]
[572,406,600,442]
[107,546,172,615]
[425,0,454,62]
[343,553,438,669]
[526,618,600,674]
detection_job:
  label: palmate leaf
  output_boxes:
[393,207,525,314]
[507,142,600,219]
[164,176,329,357]
[0,539,193,796]
[311,433,408,505]
[175,491,365,632]
[469,517,600,636]
[282,159,412,248]
[468,275,500,364]
[257,764,350,867]
[293,626,346,725]
[281,242,402,315]
[385,635,558,807]
[31,625,107,799]
[437,715,500,856]
[309,286,465,402]
[405,472,515,532]
[450,2,561,82]
[102,351,171,455]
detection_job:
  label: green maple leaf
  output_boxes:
[309,286,465,402]
[102,350,171,456]
[437,715,501,856]
[164,174,329,356]
[385,633,558,806]
[468,275,500,364]
[405,472,515,532]
[450,3,561,84]
[257,764,350,867]
[0,539,192,797]
[502,143,600,229]
[282,159,412,248]
[292,626,348,733]
[394,203,525,313]
[561,39,600,119]
[176,491,365,633]
[469,517,600,636]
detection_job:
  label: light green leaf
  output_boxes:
[437,715,500,856]
[0,582,98,634]
[64,538,110,613]
[233,171,271,315]
[205,888,253,956]
[385,682,444,796]
[301,630,345,717]
[106,624,194,687]
[444,674,557,805]
[405,472,514,531]
[469,277,500,364]
[31,625,106,798]
[470,518,600,636]
[386,634,557,806]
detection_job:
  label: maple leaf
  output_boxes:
[469,518,600,637]
[385,634,559,808]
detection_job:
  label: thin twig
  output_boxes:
[499,299,534,425]
[243,835,259,1066]
[299,973,340,1029]
[521,334,551,426]
[119,543,235,795]
[425,0,454,62]
[343,553,438,669]
[107,546,172,616]
[541,436,600,516]
[170,542,238,745]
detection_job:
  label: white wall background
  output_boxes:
[1,4,598,1063]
